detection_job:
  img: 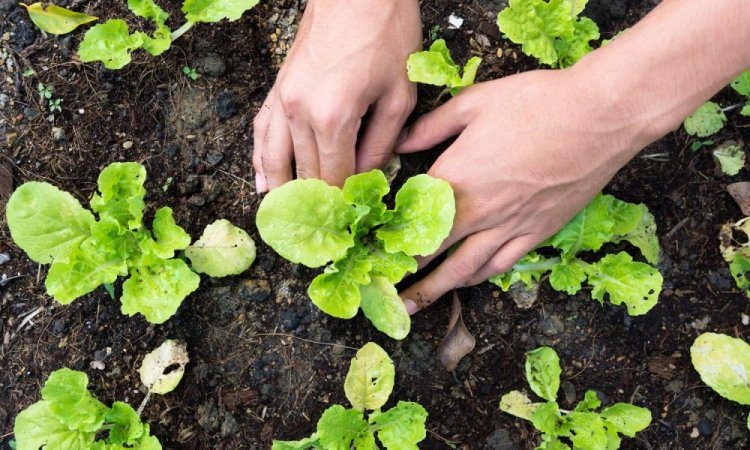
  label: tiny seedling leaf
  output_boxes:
[684,102,727,137]
[344,342,395,411]
[186,219,256,277]
[713,141,746,176]
[138,340,189,395]
[21,3,98,35]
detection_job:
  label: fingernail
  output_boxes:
[396,128,409,147]
[255,173,268,193]
[404,299,419,315]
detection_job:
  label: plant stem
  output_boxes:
[137,390,152,416]
[512,257,562,274]
[170,22,194,41]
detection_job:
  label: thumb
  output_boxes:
[395,93,473,154]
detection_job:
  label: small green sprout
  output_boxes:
[182,65,199,80]
[23,68,35,77]
[48,98,63,113]
[37,82,52,100]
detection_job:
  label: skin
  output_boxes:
[253,0,750,314]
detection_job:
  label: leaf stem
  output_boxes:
[512,257,562,273]
[137,390,152,416]
[170,22,195,41]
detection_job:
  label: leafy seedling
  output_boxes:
[20,2,97,34]
[182,65,199,80]
[490,193,662,316]
[13,368,162,449]
[719,216,750,296]
[691,333,750,430]
[731,69,750,117]
[500,346,652,449]
[257,170,455,339]
[37,82,52,100]
[6,162,255,324]
[690,139,714,152]
[713,141,745,176]
[272,342,428,449]
[497,0,600,68]
[48,98,63,114]
[407,39,482,96]
[684,101,727,138]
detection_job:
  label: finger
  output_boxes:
[466,235,539,286]
[252,90,275,193]
[315,118,358,187]
[356,93,414,172]
[288,121,320,179]
[400,230,504,315]
[262,103,294,190]
[395,93,473,154]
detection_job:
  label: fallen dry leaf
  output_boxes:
[437,291,476,371]
[0,161,12,202]
[727,182,750,215]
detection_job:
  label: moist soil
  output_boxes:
[1,0,750,449]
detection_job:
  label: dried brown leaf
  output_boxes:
[727,182,750,215]
[437,291,476,371]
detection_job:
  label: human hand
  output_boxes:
[396,67,659,314]
[252,0,422,192]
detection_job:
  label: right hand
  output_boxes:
[252,0,422,192]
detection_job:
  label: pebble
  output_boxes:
[180,174,200,195]
[188,195,206,206]
[280,309,300,331]
[697,419,713,436]
[216,91,237,120]
[52,127,65,142]
[165,142,179,158]
[195,53,226,77]
[483,429,514,450]
[539,315,565,336]
[24,107,39,120]
[0,93,8,109]
[742,313,749,326]
[123,141,133,149]
[239,279,271,303]
[206,149,224,166]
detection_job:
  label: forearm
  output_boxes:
[572,0,750,161]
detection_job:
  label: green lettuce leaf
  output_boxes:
[41,369,109,433]
[21,2,98,35]
[497,0,575,66]
[377,174,455,256]
[90,162,147,230]
[525,347,561,402]
[554,17,599,68]
[142,207,192,259]
[558,411,607,449]
[105,402,143,445]
[272,434,321,450]
[713,141,746,176]
[185,219,255,277]
[344,342,395,411]
[14,401,96,450]
[731,69,750,97]
[257,178,355,267]
[79,20,145,70]
[600,403,652,437]
[730,252,750,292]
[343,170,389,233]
[127,0,168,23]
[140,26,172,56]
[489,252,553,290]
[587,252,662,315]
[548,258,587,295]
[120,258,200,323]
[573,390,601,413]
[407,39,482,96]
[308,247,372,319]
[45,236,128,304]
[182,0,260,23]
[369,401,428,450]
[691,332,750,405]
[499,390,540,420]
[614,204,660,265]
[549,193,615,254]
[365,243,417,283]
[683,102,727,137]
[531,401,563,435]
[6,181,95,264]
[359,275,411,340]
[316,405,369,450]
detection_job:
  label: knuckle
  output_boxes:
[278,89,302,118]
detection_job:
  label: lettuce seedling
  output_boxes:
[500,347,652,449]
[719,217,750,296]
[683,101,727,138]
[13,368,162,450]
[256,170,455,340]
[497,0,600,68]
[490,193,662,316]
[407,39,482,96]
[272,342,428,449]
[691,333,750,430]
[731,69,750,117]
[6,162,255,324]
[713,141,745,176]
[23,0,259,69]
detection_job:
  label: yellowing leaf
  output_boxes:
[21,3,98,35]
[344,342,395,412]
[139,340,189,395]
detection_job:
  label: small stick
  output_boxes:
[137,391,152,416]
[15,306,44,333]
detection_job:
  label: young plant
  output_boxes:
[683,101,727,138]
[731,69,750,117]
[491,193,662,315]
[273,342,428,449]
[13,368,162,449]
[407,39,482,96]
[712,141,745,176]
[256,170,455,340]
[500,347,652,450]
[22,0,259,70]
[691,333,750,430]
[182,65,199,80]
[719,216,750,296]
[6,162,256,324]
[496,0,600,68]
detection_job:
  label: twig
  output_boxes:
[15,306,44,333]
[137,391,152,416]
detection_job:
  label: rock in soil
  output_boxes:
[483,429,515,450]
[216,91,237,120]
[194,53,227,77]
[508,281,539,309]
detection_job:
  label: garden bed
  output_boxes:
[1,0,750,448]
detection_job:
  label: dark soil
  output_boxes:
[2,0,750,449]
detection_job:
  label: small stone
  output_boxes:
[0,93,8,109]
[697,419,713,436]
[194,53,226,77]
[52,127,65,142]
[6,132,17,146]
[561,380,577,406]
[165,142,179,158]
[743,313,750,326]
[593,389,610,406]
[239,279,271,303]
[690,428,700,438]
[93,348,109,361]
[52,318,68,336]
[122,141,133,149]
[508,281,539,309]
[24,107,40,120]
[280,309,300,331]
[188,195,206,206]
[539,315,565,336]
[90,360,105,370]
[216,91,237,120]
[483,429,514,450]
[180,174,201,195]
[220,412,239,438]
[206,150,224,166]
